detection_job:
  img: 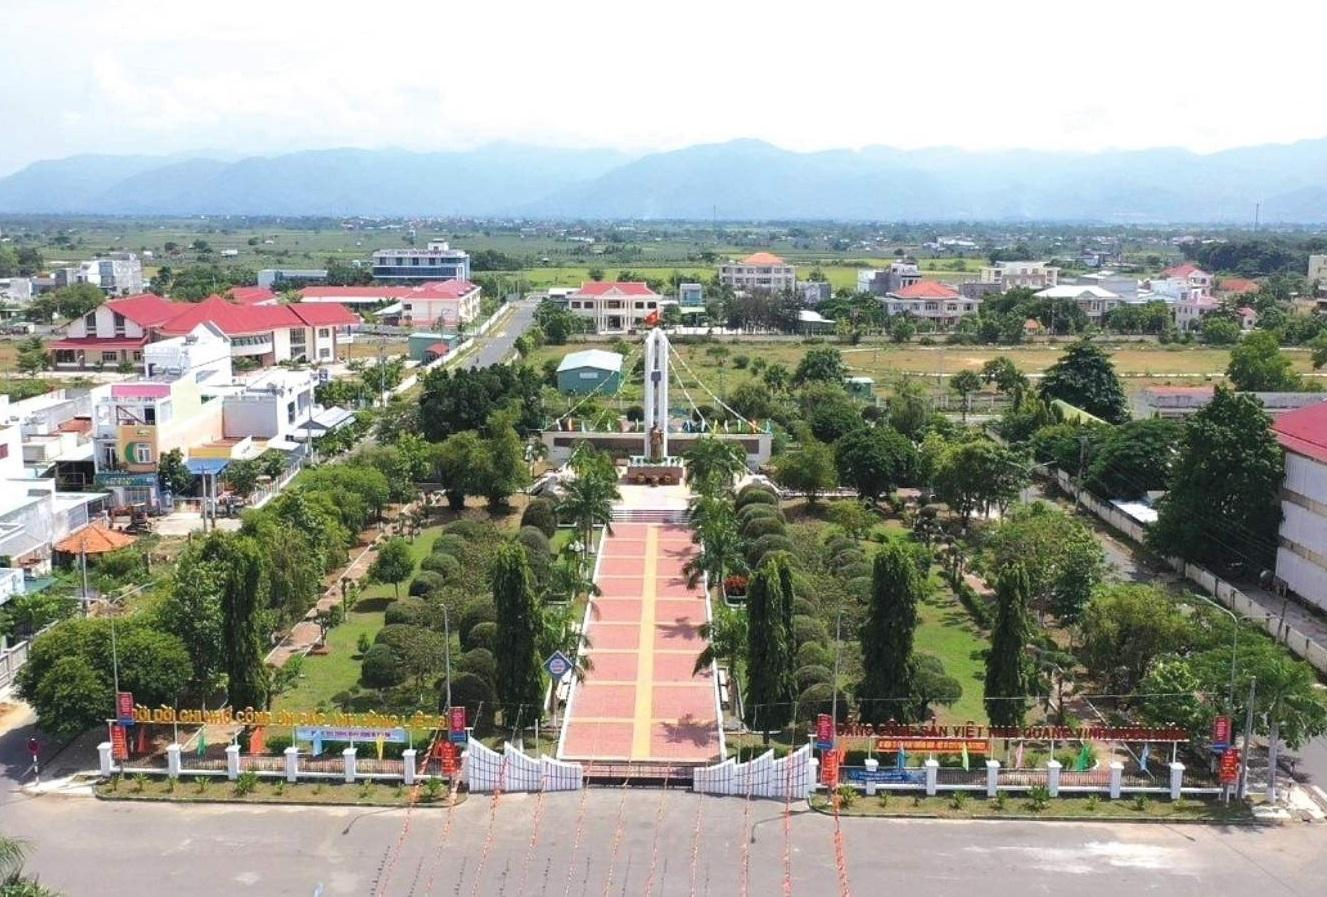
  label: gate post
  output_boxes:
[99,742,114,777]
[924,759,939,796]
[225,743,240,780]
[1168,762,1184,801]
[863,758,879,797]
[985,760,1000,798]
[166,743,182,779]
[343,747,358,783]
[402,749,417,786]
[284,746,299,783]
[1109,761,1123,799]
[1047,760,1062,797]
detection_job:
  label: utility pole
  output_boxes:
[830,608,842,750]
[1238,678,1255,799]
[1075,435,1088,511]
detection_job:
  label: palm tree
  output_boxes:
[684,499,747,598]
[694,603,748,717]
[684,436,748,497]
[539,601,594,683]
[557,470,619,562]
[0,836,60,896]
[544,543,601,605]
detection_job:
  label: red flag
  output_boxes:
[135,725,148,756]
[249,726,266,756]
[643,310,661,328]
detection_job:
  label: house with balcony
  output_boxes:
[858,262,922,297]
[49,293,179,370]
[371,240,471,282]
[1034,285,1123,322]
[566,282,672,333]
[883,281,978,325]
[1159,262,1213,293]
[718,252,797,294]
[979,261,1060,290]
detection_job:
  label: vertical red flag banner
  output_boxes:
[438,742,459,775]
[815,713,834,750]
[116,691,135,725]
[449,706,467,743]
[110,724,129,761]
[1219,748,1241,785]
[1211,715,1232,746]
[821,748,841,787]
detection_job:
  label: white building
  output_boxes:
[858,262,921,297]
[371,240,471,282]
[143,323,233,384]
[221,369,317,444]
[883,281,978,324]
[718,252,797,293]
[1035,285,1123,322]
[1174,295,1220,332]
[1273,403,1327,610]
[0,277,32,303]
[1158,262,1213,294]
[58,255,144,295]
[50,293,180,369]
[979,261,1060,290]
[301,281,480,327]
[566,282,671,333]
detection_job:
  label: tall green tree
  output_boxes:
[160,546,226,689]
[792,346,847,386]
[984,564,1032,726]
[1038,339,1128,423]
[773,437,838,506]
[835,425,917,500]
[684,437,748,497]
[744,556,796,736]
[369,537,414,600]
[557,467,619,561]
[950,369,983,422]
[980,356,1029,408]
[1148,388,1283,572]
[1083,418,1181,499]
[858,542,924,724]
[1226,330,1302,391]
[202,534,271,710]
[932,439,1027,524]
[490,542,544,719]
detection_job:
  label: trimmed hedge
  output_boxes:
[520,498,558,538]
[457,647,497,685]
[360,644,402,688]
[408,572,447,598]
[741,516,786,540]
[792,614,828,647]
[385,597,431,625]
[466,620,498,652]
[735,488,779,511]
[517,525,551,556]
[795,664,833,691]
[796,642,833,669]
[419,552,461,581]
[737,502,782,524]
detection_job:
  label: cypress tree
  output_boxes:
[744,557,796,738]
[491,542,544,721]
[208,533,270,710]
[984,563,1032,727]
[859,542,922,724]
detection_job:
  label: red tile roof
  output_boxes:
[290,303,360,327]
[572,281,658,298]
[300,280,478,301]
[1273,402,1327,465]
[1161,262,1207,279]
[1218,277,1260,295]
[740,252,787,266]
[105,293,179,327]
[426,342,450,356]
[224,286,278,305]
[156,295,301,336]
[892,280,960,300]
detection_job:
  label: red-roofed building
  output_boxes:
[50,293,179,368]
[157,295,358,365]
[884,280,978,325]
[567,282,671,333]
[223,286,278,305]
[300,280,481,327]
[1272,402,1327,609]
[1158,262,1213,292]
[719,251,797,294]
[1217,277,1260,297]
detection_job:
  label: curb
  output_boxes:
[93,784,468,811]
[805,799,1269,826]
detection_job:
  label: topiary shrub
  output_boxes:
[746,533,795,567]
[796,642,833,668]
[419,552,461,581]
[385,596,431,625]
[741,516,786,540]
[361,644,403,688]
[824,535,856,557]
[735,487,779,511]
[519,498,558,538]
[408,572,447,598]
[847,575,873,600]
[458,600,496,645]
[466,620,498,652]
[832,549,866,569]
[795,683,849,722]
[433,533,469,557]
[442,519,486,540]
[792,614,828,647]
[517,526,551,557]
[374,624,417,654]
[792,597,818,617]
[737,502,782,524]
[457,647,497,685]
[446,671,496,716]
[795,664,833,691]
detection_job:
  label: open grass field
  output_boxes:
[526,337,1319,407]
[915,575,989,724]
[274,528,442,712]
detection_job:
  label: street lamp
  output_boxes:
[1189,593,1238,712]
[438,603,452,712]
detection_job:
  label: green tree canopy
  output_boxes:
[859,541,924,724]
[490,542,544,718]
[834,425,917,500]
[984,564,1032,726]
[369,537,414,600]
[1038,339,1128,423]
[1226,330,1302,391]
[773,438,838,505]
[793,346,847,386]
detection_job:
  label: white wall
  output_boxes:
[0,424,23,479]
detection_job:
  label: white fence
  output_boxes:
[692,742,814,800]
[464,739,584,793]
[1052,469,1327,675]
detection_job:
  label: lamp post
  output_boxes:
[1190,593,1238,711]
[438,603,452,712]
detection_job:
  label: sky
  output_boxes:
[3,0,1324,176]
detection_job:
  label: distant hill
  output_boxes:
[3,138,1327,221]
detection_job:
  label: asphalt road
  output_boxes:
[2,785,1325,897]
[466,299,535,369]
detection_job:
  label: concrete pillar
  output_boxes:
[343,747,357,783]
[402,749,417,786]
[284,746,299,783]
[1109,761,1123,799]
[1047,760,1062,797]
[1169,762,1184,801]
[225,743,241,780]
[985,760,1000,798]
[924,759,939,796]
[808,757,819,795]
[863,758,879,796]
[166,743,182,779]
[98,742,114,777]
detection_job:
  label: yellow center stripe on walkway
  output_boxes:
[630,525,658,759]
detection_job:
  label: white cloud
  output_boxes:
[1,0,1325,174]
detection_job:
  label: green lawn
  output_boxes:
[274,528,442,712]
[810,793,1253,823]
[914,574,989,724]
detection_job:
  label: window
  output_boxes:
[132,351,142,361]
[102,351,119,362]
[55,350,76,364]
[132,443,152,464]
[403,304,412,311]
[318,328,330,338]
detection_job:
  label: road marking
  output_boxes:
[631,526,658,759]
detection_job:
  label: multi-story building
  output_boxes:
[979,261,1060,290]
[1159,262,1213,294]
[220,369,317,444]
[718,252,797,294]
[883,281,979,325]
[858,262,921,297]
[1035,285,1123,322]
[1273,402,1327,610]
[371,240,470,282]
[1174,295,1220,332]
[799,281,832,304]
[301,281,481,327]
[0,277,32,303]
[54,255,145,295]
[156,295,358,366]
[143,323,233,383]
[50,293,179,369]
[678,283,705,308]
[566,282,671,333]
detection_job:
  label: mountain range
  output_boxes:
[2,138,1327,222]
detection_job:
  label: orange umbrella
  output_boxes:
[55,523,136,555]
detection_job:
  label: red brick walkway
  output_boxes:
[558,523,722,763]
